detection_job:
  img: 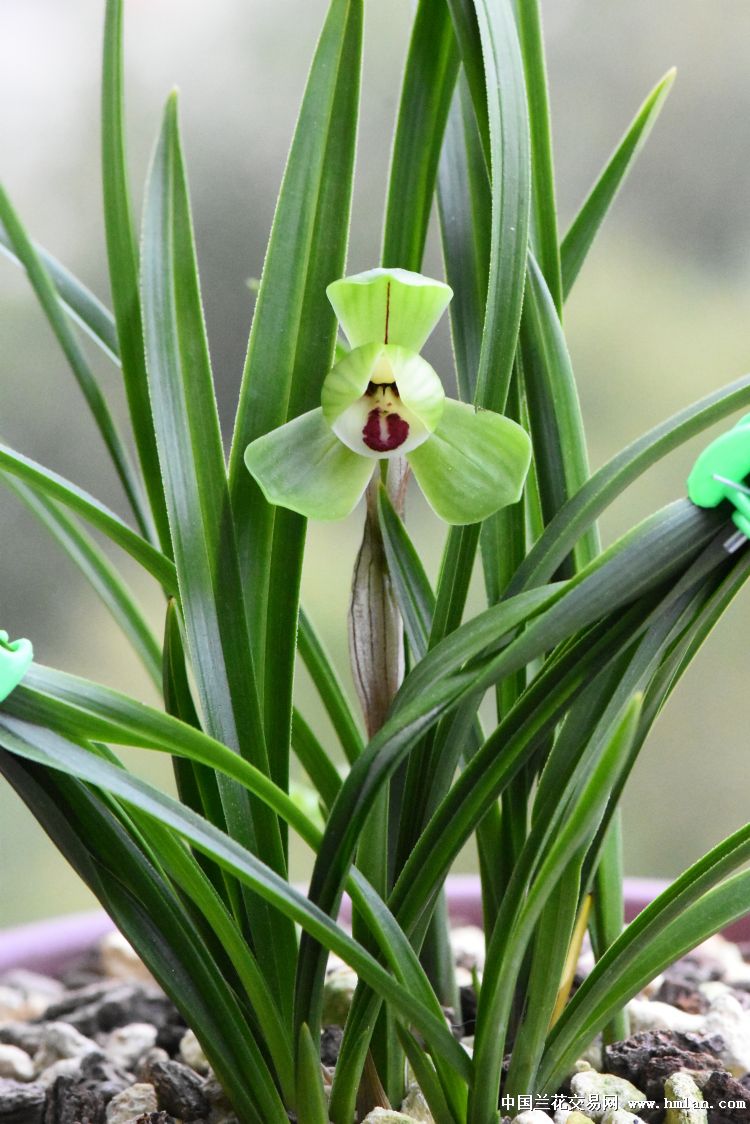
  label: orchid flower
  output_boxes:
[244,268,532,524]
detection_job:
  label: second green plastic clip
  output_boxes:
[688,413,750,551]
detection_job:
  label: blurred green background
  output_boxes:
[1,0,749,926]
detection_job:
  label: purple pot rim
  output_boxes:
[2,875,748,977]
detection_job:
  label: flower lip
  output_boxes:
[362,407,410,452]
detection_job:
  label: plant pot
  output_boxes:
[4,876,749,979]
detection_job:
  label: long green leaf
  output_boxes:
[291,709,342,811]
[509,373,750,593]
[438,74,490,403]
[382,0,459,270]
[562,69,676,299]
[469,0,530,412]
[228,0,362,799]
[6,480,161,687]
[141,92,297,1012]
[521,252,598,572]
[162,600,237,911]
[0,185,152,539]
[0,223,119,362]
[514,0,561,311]
[0,442,176,590]
[141,96,265,770]
[298,609,363,765]
[102,0,171,552]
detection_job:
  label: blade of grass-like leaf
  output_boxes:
[298,608,363,764]
[0,223,119,363]
[162,600,238,912]
[296,1024,329,1124]
[141,94,268,768]
[6,480,161,688]
[467,0,530,412]
[142,91,297,1011]
[429,0,530,703]
[0,443,176,590]
[291,709,342,811]
[0,186,153,540]
[589,818,628,1043]
[397,1026,459,1124]
[102,0,171,552]
[228,0,362,798]
[521,251,598,573]
[508,373,750,594]
[444,0,490,165]
[0,753,286,1124]
[437,74,490,403]
[561,69,676,299]
[431,524,481,643]
[503,865,580,1097]
[469,698,641,1124]
[377,484,435,656]
[382,0,459,270]
[436,62,527,861]
[141,801,297,1104]
[0,716,471,1083]
[514,0,561,312]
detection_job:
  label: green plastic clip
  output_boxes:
[0,631,33,703]
[687,413,750,551]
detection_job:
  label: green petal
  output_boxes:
[244,408,373,521]
[322,344,444,430]
[327,268,452,350]
[321,342,383,425]
[407,400,532,525]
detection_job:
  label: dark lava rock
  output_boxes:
[699,1071,750,1124]
[41,985,176,1039]
[132,1116,177,1124]
[320,1025,343,1067]
[148,1059,208,1121]
[605,1030,727,1116]
[459,985,478,1037]
[154,1016,188,1058]
[0,1078,46,1124]
[662,955,724,989]
[654,979,710,1015]
[44,1054,131,1124]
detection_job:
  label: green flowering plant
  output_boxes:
[1,2,750,1123]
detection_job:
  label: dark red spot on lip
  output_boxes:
[362,408,409,452]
